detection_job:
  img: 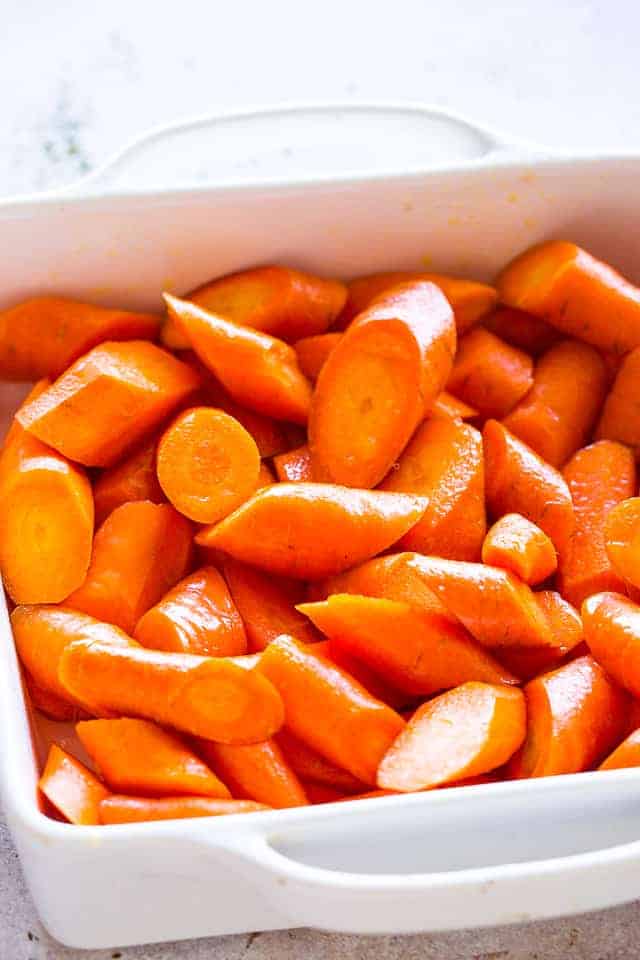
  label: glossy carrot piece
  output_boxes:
[497,240,640,354]
[16,341,200,467]
[483,419,574,553]
[275,729,367,793]
[258,635,405,784]
[295,333,342,381]
[0,382,94,603]
[582,592,640,697]
[428,391,477,421]
[0,297,159,381]
[313,638,410,711]
[67,502,193,634]
[599,729,640,770]
[309,281,456,487]
[377,682,526,791]
[557,441,636,607]
[299,594,516,695]
[164,295,312,425]
[26,674,81,721]
[507,655,629,778]
[100,795,269,824]
[596,348,640,455]
[222,557,318,651]
[197,483,427,580]
[605,497,640,590]
[337,271,497,332]
[134,566,247,657]
[502,340,608,468]
[481,513,557,585]
[498,591,584,680]
[197,738,308,808]
[483,306,560,356]
[379,417,486,561]
[273,445,313,483]
[93,438,164,527]
[447,328,533,419]
[39,745,109,826]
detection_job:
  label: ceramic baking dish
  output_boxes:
[2,103,640,950]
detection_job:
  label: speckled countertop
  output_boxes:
[3,1,640,956]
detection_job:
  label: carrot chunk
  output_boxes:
[483,306,560,356]
[26,674,83,722]
[275,729,366,793]
[447,328,533,419]
[481,513,557,585]
[605,497,640,590]
[498,591,583,680]
[582,591,640,697]
[273,445,313,483]
[295,333,342,381]
[313,638,409,710]
[599,729,640,770]
[39,745,109,825]
[93,438,164,526]
[100,795,269,823]
[197,738,308,808]
[596,347,640,455]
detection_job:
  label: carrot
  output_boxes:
[599,729,640,770]
[16,341,200,467]
[557,441,636,607]
[93,438,164,526]
[502,340,608,468]
[337,271,497,332]
[596,347,640,455]
[295,332,342,381]
[39,745,109,825]
[0,382,94,604]
[497,591,584,680]
[377,682,526,791]
[273,445,312,483]
[302,783,348,804]
[298,594,517,695]
[0,297,159,381]
[483,419,574,553]
[379,417,486,561]
[428,391,477,421]
[164,295,312,425]
[197,483,427,580]
[67,502,193,634]
[605,497,640,590]
[497,240,640,354]
[100,795,269,824]
[481,513,557,585]
[309,281,456,487]
[258,635,405,784]
[582,591,640,697]
[197,738,308,808]
[25,673,81,722]
[134,566,247,657]
[60,639,284,743]
[483,306,560,356]
[222,557,318,651]
[257,461,276,486]
[446,328,533,419]
[506,655,629,778]
[312,638,410,710]
[275,729,367,793]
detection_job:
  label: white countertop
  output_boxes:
[3,0,640,956]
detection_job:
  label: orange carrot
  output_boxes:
[557,441,636,607]
[258,635,405,784]
[582,591,640,697]
[0,297,159,381]
[67,502,193,634]
[379,417,486,561]
[295,332,342,381]
[596,347,640,454]
[275,729,367,793]
[377,682,526,791]
[605,497,640,590]
[502,340,608,468]
[312,638,409,711]
[497,240,640,354]
[498,591,583,680]
[134,566,247,657]
[447,328,533,419]
[77,718,230,797]
[506,655,629,778]
[483,306,560,356]
[0,382,94,603]
[197,738,308,809]
[298,594,517,695]
[93,438,164,526]
[26,674,81,722]
[599,729,640,770]
[273,445,312,483]
[39,745,109,825]
[302,782,348,804]
[60,639,284,743]
[222,557,318,651]
[309,281,456,487]
[483,419,574,553]
[16,341,200,467]
[100,795,269,824]
[481,513,557,585]
[428,391,477,421]
[164,294,312,425]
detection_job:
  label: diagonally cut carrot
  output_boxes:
[274,728,366,793]
[498,591,583,680]
[605,497,640,590]
[100,795,269,823]
[273,445,313,483]
[481,513,557,585]
[599,729,640,770]
[595,347,640,455]
[93,437,165,527]
[39,744,109,825]
[197,738,308,809]
[312,638,409,710]
[447,327,533,419]
[582,591,640,697]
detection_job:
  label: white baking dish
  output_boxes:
[2,103,640,950]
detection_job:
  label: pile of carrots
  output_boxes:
[4,241,640,827]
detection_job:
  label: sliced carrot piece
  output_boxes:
[506,655,629,778]
[272,444,312,483]
[447,328,533,419]
[599,729,640,770]
[309,281,456,487]
[428,391,477,420]
[379,417,485,561]
[483,419,574,553]
[498,591,583,680]
[197,738,308,808]
[16,341,200,467]
[605,497,640,590]
[377,682,525,791]
[67,501,193,634]
[558,441,636,607]
[275,729,367,793]
[295,332,342,381]
[39,745,109,825]
[596,347,640,455]
[164,295,312,424]
[0,297,159,381]
[497,240,640,354]
[582,591,640,697]
[258,635,405,785]
[502,339,608,468]
[100,795,268,824]
[483,306,560,356]
[93,438,164,527]
[298,594,516,695]
[313,638,409,711]
[481,513,557,585]
[134,566,247,657]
